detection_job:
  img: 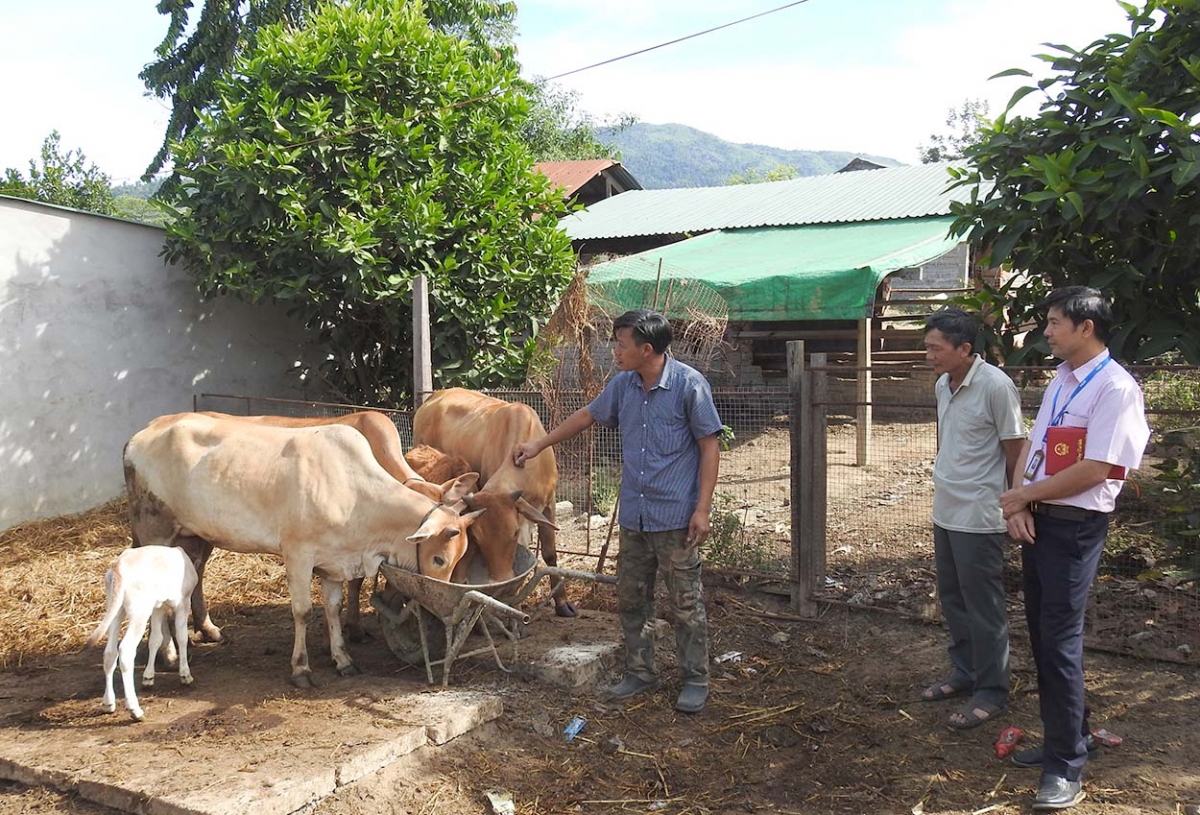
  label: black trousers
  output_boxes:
[1021,510,1108,781]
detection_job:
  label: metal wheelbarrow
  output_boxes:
[370,545,615,686]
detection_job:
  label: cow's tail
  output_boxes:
[87,567,124,647]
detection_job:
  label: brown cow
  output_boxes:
[405,444,473,485]
[413,389,572,615]
[197,411,479,640]
[124,413,485,687]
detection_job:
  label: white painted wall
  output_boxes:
[0,197,314,528]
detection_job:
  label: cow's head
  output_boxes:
[453,490,557,582]
[406,504,486,581]
[404,472,480,504]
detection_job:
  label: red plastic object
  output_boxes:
[994,726,1024,758]
[1092,728,1123,747]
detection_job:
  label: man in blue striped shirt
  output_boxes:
[514,309,723,713]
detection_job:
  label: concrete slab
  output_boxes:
[0,603,652,814]
[0,651,503,815]
[475,611,667,690]
[378,690,504,745]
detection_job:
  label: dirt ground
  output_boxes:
[2,576,1198,815]
[1,421,1198,815]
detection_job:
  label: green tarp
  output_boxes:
[587,216,960,321]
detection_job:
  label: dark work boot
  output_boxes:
[674,682,708,714]
[603,674,660,701]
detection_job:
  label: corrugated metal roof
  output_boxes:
[534,160,642,198]
[562,161,977,240]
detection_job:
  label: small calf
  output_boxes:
[88,546,198,721]
[404,444,473,484]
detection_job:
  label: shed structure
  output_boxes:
[564,161,985,464]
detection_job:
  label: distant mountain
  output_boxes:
[599,122,901,189]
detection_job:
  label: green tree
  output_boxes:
[949,0,1200,364]
[160,0,574,405]
[140,0,516,179]
[918,99,991,164]
[1,132,117,215]
[726,164,799,184]
[520,79,635,161]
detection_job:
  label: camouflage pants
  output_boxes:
[617,526,709,686]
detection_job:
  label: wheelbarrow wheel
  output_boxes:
[375,586,447,666]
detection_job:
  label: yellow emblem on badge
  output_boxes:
[1054,442,1070,456]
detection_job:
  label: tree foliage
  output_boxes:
[1,132,118,216]
[140,0,516,179]
[159,0,574,405]
[918,99,991,164]
[950,0,1200,363]
[519,79,634,161]
[726,164,799,185]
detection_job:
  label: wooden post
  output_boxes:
[856,315,873,466]
[413,274,432,407]
[788,347,830,616]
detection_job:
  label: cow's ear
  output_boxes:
[458,508,488,526]
[516,498,558,530]
[406,530,434,543]
[442,473,480,502]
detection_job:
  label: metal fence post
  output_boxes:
[789,341,814,615]
[810,353,828,591]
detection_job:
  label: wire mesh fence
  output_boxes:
[198,363,1199,664]
[807,364,1200,665]
[194,388,794,567]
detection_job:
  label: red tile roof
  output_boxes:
[534,159,622,197]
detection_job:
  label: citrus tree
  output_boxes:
[160,0,574,404]
[949,0,1200,363]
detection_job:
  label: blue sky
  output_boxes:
[0,0,1131,183]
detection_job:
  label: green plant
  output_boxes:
[589,467,621,516]
[703,493,780,571]
[1148,424,1200,574]
[719,424,735,452]
[949,0,1200,364]
[1,131,117,216]
[159,0,574,404]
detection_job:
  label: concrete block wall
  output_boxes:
[887,242,969,292]
[0,197,314,528]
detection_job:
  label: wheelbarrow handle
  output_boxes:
[452,590,531,626]
[538,566,618,585]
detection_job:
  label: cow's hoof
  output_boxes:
[337,663,362,678]
[129,708,145,722]
[199,625,223,643]
[102,702,116,714]
[555,601,578,618]
[180,673,194,686]
[344,623,366,644]
[290,672,316,689]
[141,677,155,688]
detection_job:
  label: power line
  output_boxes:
[176,1,816,171]
[544,0,814,82]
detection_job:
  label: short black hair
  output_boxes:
[1042,286,1112,342]
[924,307,977,350]
[612,309,672,354]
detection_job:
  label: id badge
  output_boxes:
[1023,449,1044,481]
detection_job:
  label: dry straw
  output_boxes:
[0,498,291,670]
